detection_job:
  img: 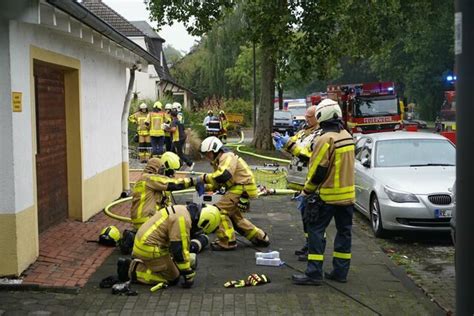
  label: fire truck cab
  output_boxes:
[327,81,403,134]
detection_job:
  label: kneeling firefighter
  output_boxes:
[292,98,355,286]
[196,136,270,251]
[126,204,221,288]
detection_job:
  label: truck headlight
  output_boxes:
[384,186,419,203]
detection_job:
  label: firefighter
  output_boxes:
[127,203,221,287]
[292,98,355,285]
[145,101,166,157]
[203,110,213,126]
[196,136,270,251]
[218,110,229,144]
[164,103,173,152]
[173,102,184,123]
[130,152,193,229]
[169,108,194,169]
[129,103,151,163]
[273,105,322,261]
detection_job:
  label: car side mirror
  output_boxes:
[361,157,371,168]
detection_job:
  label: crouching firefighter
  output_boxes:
[120,204,221,288]
[197,136,270,251]
[274,105,322,261]
[292,98,355,286]
[130,152,193,230]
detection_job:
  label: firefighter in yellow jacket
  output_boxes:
[128,203,221,287]
[218,110,229,144]
[129,103,151,162]
[196,136,270,251]
[130,152,193,229]
[145,101,166,157]
[292,98,355,286]
[274,105,322,260]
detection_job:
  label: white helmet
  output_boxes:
[315,98,342,123]
[165,103,173,110]
[200,136,223,153]
[172,102,182,112]
[139,103,147,110]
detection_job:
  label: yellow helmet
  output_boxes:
[160,152,182,176]
[153,101,163,110]
[198,205,221,234]
[99,226,121,246]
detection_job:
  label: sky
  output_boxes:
[102,0,199,54]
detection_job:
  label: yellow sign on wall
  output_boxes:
[12,92,22,112]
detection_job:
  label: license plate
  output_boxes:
[434,209,452,218]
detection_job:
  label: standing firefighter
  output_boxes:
[292,98,355,285]
[218,110,229,144]
[130,153,193,229]
[197,136,270,250]
[146,101,166,157]
[164,103,173,152]
[129,103,151,163]
[125,204,221,288]
[274,105,321,261]
[169,106,194,169]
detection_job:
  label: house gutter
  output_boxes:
[121,66,136,194]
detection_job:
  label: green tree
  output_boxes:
[163,44,183,66]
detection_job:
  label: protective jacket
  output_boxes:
[303,121,355,205]
[130,160,193,228]
[129,111,149,136]
[146,111,166,137]
[133,205,193,273]
[202,150,257,197]
[285,125,321,188]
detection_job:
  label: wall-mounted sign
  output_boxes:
[12,92,22,112]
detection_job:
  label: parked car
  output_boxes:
[288,105,307,132]
[354,131,456,237]
[403,119,428,129]
[273,110,294,135]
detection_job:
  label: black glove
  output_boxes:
[195,177,205,197]
[181,269,195,288]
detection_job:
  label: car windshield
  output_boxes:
[288,106,307,117]
[354,97,398,117]
[274,111,292,119]
[375,138,455,167]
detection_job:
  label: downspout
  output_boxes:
[121,65,137,196]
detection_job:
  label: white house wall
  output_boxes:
[8,20,126,214]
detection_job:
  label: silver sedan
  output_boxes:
[354,131,456,237]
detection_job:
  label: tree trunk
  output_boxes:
[278,83,284,110]
[252,45,276,150]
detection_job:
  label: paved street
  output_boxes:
[0,162,443,315]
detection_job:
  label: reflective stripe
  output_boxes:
[320,185,355,194]
[220,213,234,240]
[333,251,351,260]
[136,269,167,283]
[334,145,354,188]
[308,254,324,261]
[245,227,259,241]
[228,183,258,196]
[132,243,169,259]
[321,190,355,202]
[305,143,330,191]
[134,181,147,221]
[177,216,190,271]
[141,208,169,243]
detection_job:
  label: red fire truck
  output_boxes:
[327,81,403,134]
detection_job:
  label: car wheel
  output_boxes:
[370,194,386,238]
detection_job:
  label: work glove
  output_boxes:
[224,279,246,288]
[246,274,270,286]
[189,253,198,270]
[195,177,205,197]
[181,269,195,288]
[292,192,307,213]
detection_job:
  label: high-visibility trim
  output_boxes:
[320,185,355,194]
[308,254,324,261]
[135,181,147,220]
[132,243,169,259]
[177,216,190,270]
[305,143,330,191]
[136,269,167,283]
[220,213,234,241]
[176,261,191,270]
[245,227,259,241]
[304,233,308,238]
[334,145,354,188]
[141,208,169,243]
[333,251,351,260]
[228,183,258,197]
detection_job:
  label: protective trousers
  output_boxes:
[130,254,180,285]
[215,192,266,249]
[305,202,353,280]
[296,197,308,248]
[138,135,151,162]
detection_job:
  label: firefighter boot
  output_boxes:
[117,257,132,282]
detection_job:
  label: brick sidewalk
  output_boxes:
[21,199,132,288]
